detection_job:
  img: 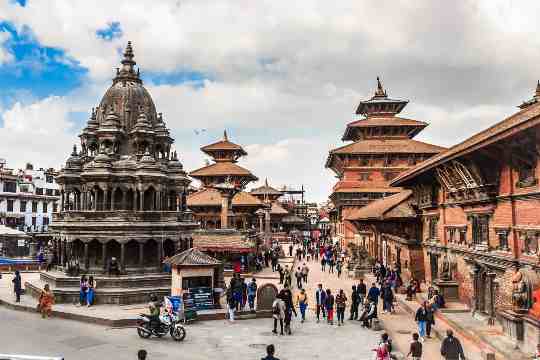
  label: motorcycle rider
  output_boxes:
[148,293,162,332]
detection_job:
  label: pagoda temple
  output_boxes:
[27,42,199,304]
[325,77,445,249]
[187,131,262,230]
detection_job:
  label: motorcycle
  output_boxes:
[137,312,186,341]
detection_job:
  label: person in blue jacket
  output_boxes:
[367,282,381,305]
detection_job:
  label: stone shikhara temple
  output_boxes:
[27,42,199,304]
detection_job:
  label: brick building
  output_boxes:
[325,77,444,248]
[388,84,540,351]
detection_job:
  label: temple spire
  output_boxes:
[122,41,135,66]
[223,129,229,141]
[114,41,141,84]
[374,76,386,98]
[265,178,269,187]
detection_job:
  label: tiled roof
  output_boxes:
[201,140,246,153]
[187,188,263,207]
[346,116,427,128]
[346,190,414,221]
[164,247,221,266]
[189,162,257,180]
[332,187,402,194]
[329,139,446,155]
[193,231,256,253]
[270,202,289,215]
[250,179,283,196]
[392,102,540,186]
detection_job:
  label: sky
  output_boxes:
[1,0,540,203]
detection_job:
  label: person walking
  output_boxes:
[328,257,335,274]
[296,288,308,323]
[301,263,309,283]
[79,275,88,306]
[315,283,326,323]
[320,256,326,272]
[336,260,343,278]
[381,282,394,314]
[12,270,22,303]
[349,285,359,320]
[283,266,292,288]
[277,263,284,284]
[281,288,296,335]
[288,244,293,257]
[241,278,248,310]
[38,284,54,318]
[415,301,429,341]
[426,304,435,338]
[441,329,466,360]
[295,267,303,289]
[325,289,335,325]
[226,286,236,322]
[262,344,280,360]
[272,294,285,335]
[406,333,423,360]
[335,289,347,326]
[248,278,258,312]
[87,276,96,307]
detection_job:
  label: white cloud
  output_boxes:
[0,96,77,170]
[2,0,540,201]
[0,30,13,65]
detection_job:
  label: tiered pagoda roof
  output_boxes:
[189,131,258,188]
[187,188,262,207]
[326,77,445,204]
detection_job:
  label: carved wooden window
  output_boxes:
[459,230,466,244]
[522,231,540,255]
[448,228,456,243]
[497,231,509,251]
[428,217,438,240]
[471,215,489,245]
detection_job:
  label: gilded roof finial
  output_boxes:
[374,76,386,97]
[223,129,229,141]
[265,178,269,187]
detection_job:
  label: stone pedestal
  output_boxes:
[499,309,524,348]
[523,315,540,356]
[434,279,459,301]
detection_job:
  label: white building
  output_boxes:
[0,160,60,234]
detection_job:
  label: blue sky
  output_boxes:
[1,0,540,202]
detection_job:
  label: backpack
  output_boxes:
[272,301,280,315]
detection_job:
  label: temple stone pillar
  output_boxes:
[157,241,163,267]
[120,243,126,273]
[133,191,137,211]
[60,191,65,211]
[121,191,127,211]
[140,192,144,211]
[139,242,144,267]
[103,189,109,211]
[102,243,107,271]
[84,243,89,271]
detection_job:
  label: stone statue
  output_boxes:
[440,254,452,281]
[512,267,530,312]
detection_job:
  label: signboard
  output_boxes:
[17,240,25,247]
[186,286,214,310]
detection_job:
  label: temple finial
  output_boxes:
[123,41,134,62]
[223,129,228,141]
[72,144,78,156]
[374,76,386,97]
[265,178,269,187]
